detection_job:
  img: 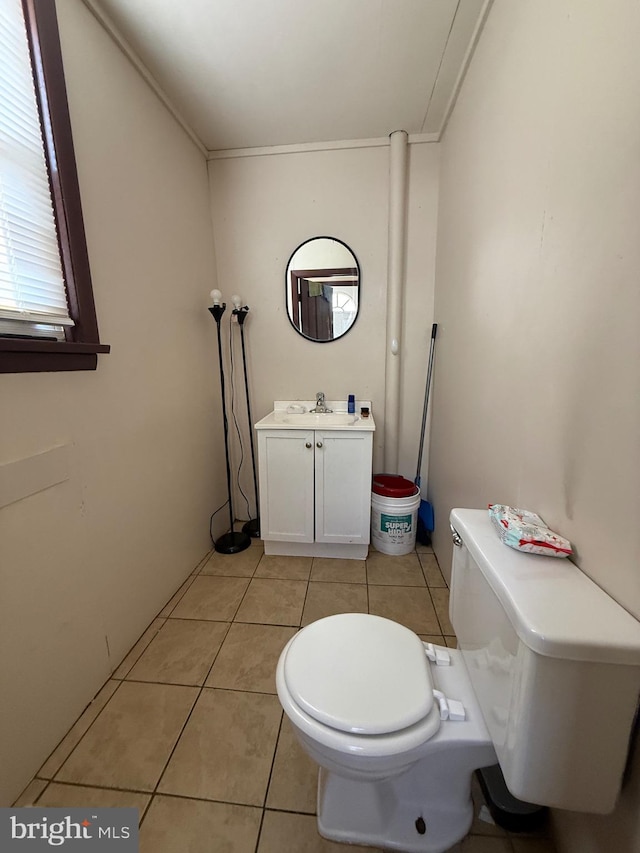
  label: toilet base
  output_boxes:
[316,734,497,853]
[317,769,471,853]
[310,651,497,852]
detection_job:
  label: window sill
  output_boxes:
[0,338,111,373]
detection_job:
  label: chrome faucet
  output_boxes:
[311,391,332,413]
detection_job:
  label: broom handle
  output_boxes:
[416,323,438,487]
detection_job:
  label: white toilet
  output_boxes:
[276,508,640,853]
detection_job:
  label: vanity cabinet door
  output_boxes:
[315,430,373,544]
[257,429,315,542]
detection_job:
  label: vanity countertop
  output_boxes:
[255,401,375,432]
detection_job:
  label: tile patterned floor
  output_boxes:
[15,539,557,853]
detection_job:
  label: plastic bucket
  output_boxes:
[371,475,421,556]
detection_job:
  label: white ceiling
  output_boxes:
[88,0,490,153]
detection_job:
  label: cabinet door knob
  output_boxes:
[316,441,323,448]
[305,442,312,449]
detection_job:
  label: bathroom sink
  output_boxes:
[279,412,359,426]
[255,402,375,432]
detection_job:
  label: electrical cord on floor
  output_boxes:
[228,312,252,521]
[209,500,229,547]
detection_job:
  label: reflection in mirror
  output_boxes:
[286,237,360,342]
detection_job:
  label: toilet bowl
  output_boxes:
[275,509,640,853]
[276,613,497,852]
[277,614,441,777]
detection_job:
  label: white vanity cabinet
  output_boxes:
[256,416,374,559]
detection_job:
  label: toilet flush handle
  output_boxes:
[450,524,463,547]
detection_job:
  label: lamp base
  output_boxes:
[243,517,261,538]
[215,531,251,554]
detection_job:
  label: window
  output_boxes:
[0,0,109,373]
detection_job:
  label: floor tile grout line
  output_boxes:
[37,679,126,784]
[147,618,236,808]
[199,545,264,582]
[425,584,447,636]
[227,548,291,622]
[262,805,320,817]
[139,793,153,826]
[111,618,168,681]
[31,780,50,807]
[158,578,197,618]
[122,679,282,699]
[157,549,215,618]
[418,555,430,587]
[160,616,302,628]
[162,615,232,625]
[365,556,371,612]
[181,564,258,625]
[126,546,216,656]
[253,571,367,584]
[299,572,312,629]
[254,808,267,853]
[137,789,266,808]
[142,553,288,811]
[261,710,286,816]
[34,778,156,827]
[36,778,152,795]
[252,573,312,582]
[193,548,215,574]
[121,631,237,693]
[146,696,203,809]
[39,776,286,810]
[120,616,236,683]
[201,620,257,689]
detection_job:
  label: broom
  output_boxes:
[415,323,437,545]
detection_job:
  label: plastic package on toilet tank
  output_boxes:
[488,504,572,557]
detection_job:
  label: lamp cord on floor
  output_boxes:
[228,312,251,521]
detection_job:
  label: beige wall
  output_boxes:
[207,142,439,508]
[0,0,221,805]
[429,1,640,850]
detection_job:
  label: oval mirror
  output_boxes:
[286,236,360,342]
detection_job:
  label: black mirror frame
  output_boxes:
[285,236,361,343]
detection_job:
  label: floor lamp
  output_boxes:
[231,295,260,538]
[208,289,250,554]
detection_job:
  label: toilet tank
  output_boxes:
[449,508,640,814]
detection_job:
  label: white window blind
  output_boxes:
[0,0,73,337]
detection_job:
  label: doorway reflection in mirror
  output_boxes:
[286,237,360,342]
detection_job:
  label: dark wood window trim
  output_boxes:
[289,267,358,338]
[0,0,110,373]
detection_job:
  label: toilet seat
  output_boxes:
[278,614,442,757]
[284,613,434,734]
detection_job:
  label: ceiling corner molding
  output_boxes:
[423,0,494,138]
[207,134,439,161]
[407,132,440,145]
[80,0,207,157]
[207,137,389,160]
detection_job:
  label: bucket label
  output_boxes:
[380,513,413,537]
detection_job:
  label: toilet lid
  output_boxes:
[283,613,434,735]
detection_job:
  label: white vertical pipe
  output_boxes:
[384,130,408,473]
